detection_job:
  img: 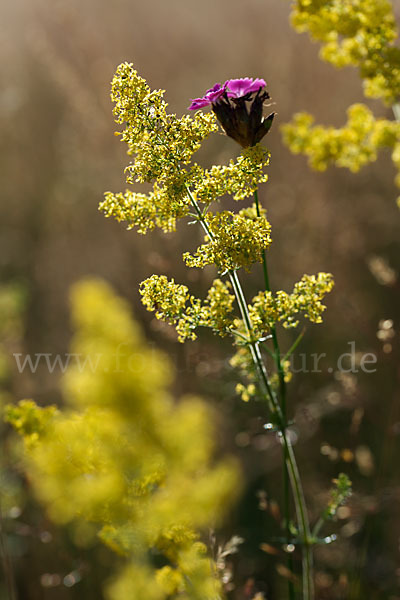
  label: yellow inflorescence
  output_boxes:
[101,63,271,233]
[5,279,238,600]
[235,383,257,403]
[5,400,58,449]
[140,275,235,342]
[290,0,400,104]
[183,209,272,272]
[101,63,217,232]
[194,145,270,203]
[102,63,335,416]
[283,104,400,189]
[285,2,400,203]
[101,188,177,234]
[230,274,333,401]
[111,63,217,182]
[249,273,334,336]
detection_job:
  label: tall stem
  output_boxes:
[254,189,295,600]
[186,187,314,599]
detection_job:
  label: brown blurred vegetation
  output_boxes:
[1,0,400,598]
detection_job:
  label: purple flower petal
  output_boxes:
[188,97,212,110]
[188,82,227,110]
[226,77,266,99]
[205,82,228,103]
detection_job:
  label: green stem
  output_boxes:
[311,517,325,540]
[186,186,314,600]
[253,190,286,409]
[282,329,306,364]
[254,189,295,600]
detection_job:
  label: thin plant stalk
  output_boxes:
[254,188,295,600]
[187,187,314,600]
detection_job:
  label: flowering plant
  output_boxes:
[98,63,350,599]
[5,63,351,600]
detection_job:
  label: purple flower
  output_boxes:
[188,76,275,147]
[226,78,267,99]
[188,82,227,111]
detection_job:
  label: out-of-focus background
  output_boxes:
[1,0,399,598]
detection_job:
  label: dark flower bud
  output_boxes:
[189,77,275,147]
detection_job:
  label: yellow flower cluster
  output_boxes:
[140,275,235,341]
[108,543,223,600]
[233,347,290,404]
[111,63,217,183]
[229,274,333,401]
[289,0,400,104]
[102,187,175,234]
[235,382,257,403]
[139,275,190,322]
[194,145,270,203]
[183,209,272,272]
[282,104,400,187]
[5,279,238,600]
[249,273,334,336]
[271,359,293,386]
[140,268,333,403]
[230,344,258,400]
[6,400,58,448]
[102,63,334,420]
[285,3,400,205]
[101,64,271,233]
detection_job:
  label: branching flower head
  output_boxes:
[189,77,275,148]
